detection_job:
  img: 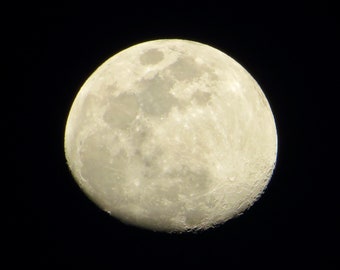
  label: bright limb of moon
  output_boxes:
[64,39,277,232]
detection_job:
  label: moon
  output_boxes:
[64,39,277,232]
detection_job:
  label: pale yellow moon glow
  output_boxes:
[64,39,277,232]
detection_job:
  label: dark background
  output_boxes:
[8,1,338,268]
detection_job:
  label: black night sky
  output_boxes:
[8,1,338,268]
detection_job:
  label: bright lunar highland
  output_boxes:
[65,39,277,232]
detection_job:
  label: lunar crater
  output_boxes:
[103,93,139,129]
[192,90,212,106]
[140,48,164,65]
[137,74,179,117]
[168,56,202,81]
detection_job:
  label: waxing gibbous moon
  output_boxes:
[64,39,277,232]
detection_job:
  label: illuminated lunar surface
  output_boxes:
[64,39,277,232]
